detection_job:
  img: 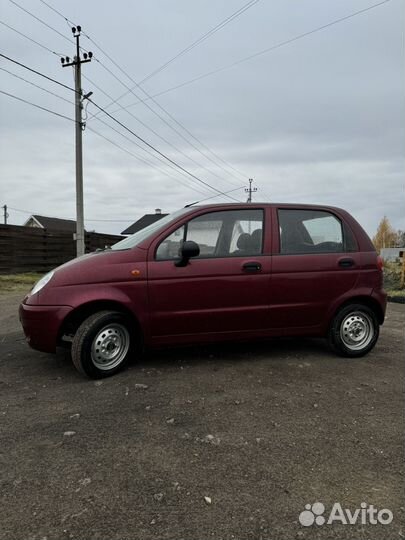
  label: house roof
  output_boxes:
[121,213,168,235]
[28,214,78,232]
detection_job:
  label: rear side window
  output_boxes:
[278,209,344,254]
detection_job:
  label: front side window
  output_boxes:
[278,209,344,254]
[155,225,185,260]
[156,209,264,260]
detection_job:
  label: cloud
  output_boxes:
[1,0,403,239]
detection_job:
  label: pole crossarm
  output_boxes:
[245,178,257,203]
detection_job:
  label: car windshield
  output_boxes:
[111,207,191,250]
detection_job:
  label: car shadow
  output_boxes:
[48,336,334,380]
[140,336,334,368]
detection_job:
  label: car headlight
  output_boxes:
[30,271,55,296]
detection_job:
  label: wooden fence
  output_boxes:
[0,224,124,274]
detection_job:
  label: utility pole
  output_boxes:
[61,26,92,257]
[2,204,8,225]
[245,178,257,203]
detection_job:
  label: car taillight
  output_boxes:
[377,255,384,271]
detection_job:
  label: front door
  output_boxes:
[147,208,272,341]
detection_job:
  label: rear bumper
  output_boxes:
[19,302,73,353]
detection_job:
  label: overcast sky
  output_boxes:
[0,0,404,236]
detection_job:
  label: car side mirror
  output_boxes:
[175,240,200,267]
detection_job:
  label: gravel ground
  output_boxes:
[0,293,404,540]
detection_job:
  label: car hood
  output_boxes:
[50,247,148,287]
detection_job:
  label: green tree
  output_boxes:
[372,216,397,252]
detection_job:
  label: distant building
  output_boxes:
[24,214,79,233]
[121,208,168,235]
[380,247,404,262]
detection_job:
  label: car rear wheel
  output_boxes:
[71,310,135,378]
[328,303,379,357]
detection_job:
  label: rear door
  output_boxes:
[270,207,360,330]
[147,207,272,341]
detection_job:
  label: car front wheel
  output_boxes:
[71,310,134,378]
[328,303,379,357]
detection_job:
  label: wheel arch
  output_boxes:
[330,295,385,326]
[58,300,143,344]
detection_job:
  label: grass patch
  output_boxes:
[0,273,43,294]
[386,289,405,303]
[383,261,404,302]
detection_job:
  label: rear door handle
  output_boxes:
[242,261,262,272]
[338,257,355,268]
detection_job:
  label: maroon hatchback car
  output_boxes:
[20,203,386,378]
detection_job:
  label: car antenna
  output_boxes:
[184,186,244,208]
[184,200,199,208]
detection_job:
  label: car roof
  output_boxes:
[188,202,345,212]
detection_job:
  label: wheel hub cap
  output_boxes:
[91,324,130,370]
[340,312,373,351]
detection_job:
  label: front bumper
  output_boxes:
[19,302,73,353]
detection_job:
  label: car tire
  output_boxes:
[71,310,135,378]
[328,303,379,358]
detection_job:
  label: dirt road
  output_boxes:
[0,293,403,539]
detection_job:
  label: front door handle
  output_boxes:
[242,261,262,273]
[338,257,355,268]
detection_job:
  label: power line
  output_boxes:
[89,0,260,110]
[0,18,110,101]
[0,51,221,197]
[84,55,244,188]
[87,127,215,198]
[4,8,245,199]
[139,0,260,84]
[0,67,72,105]
[0,19,64,57]
[16,0,246,187]
[88,53,246,185]
[132,97,248,183]
[84,67,203,177]
[38,0,76,28]
[8,0,73,45]
[113,0,392,113]
[0,53,77,94]
[35,0,247,185]
[87,123,211,197]
[7,186,244,223]
[87,98,241,201]
[90,63,242,188]
[82,74,113,101]
[7,205,131,222]
[87,0,392,185]
[5,126,215,223]
[0,89,75,122]
[4,6,246,186]
[86,57,246,187]
[2,13,234,198]
[93,116,214,195]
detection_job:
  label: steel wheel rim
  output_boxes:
[91,323,130,370]
[340,311,374,351]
